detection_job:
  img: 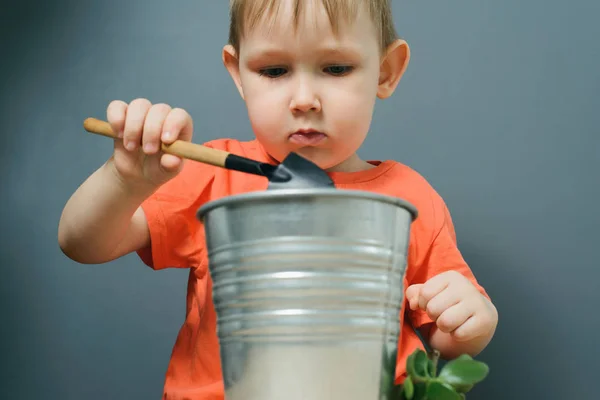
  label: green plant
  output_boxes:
[395,349,489,400]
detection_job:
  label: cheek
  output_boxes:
[327,82,377,133]
[243,79,288,132]
[247,103,279,130]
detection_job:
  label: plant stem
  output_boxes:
[430,349,440,376]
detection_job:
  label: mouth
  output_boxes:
[288,129,327,145]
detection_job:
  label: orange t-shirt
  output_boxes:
[137,138,488,400]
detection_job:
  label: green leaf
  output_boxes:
[445,353,477,391]
[407,349,430,381]
[402,376,414,399]
[452,383,474,394]
[390,383,404,400]
[413,382,427,399]
[406,351,416,375]
[425,381,462,400]
[427,358,436,377]
[454,354,473,362]
[438,358,489,387]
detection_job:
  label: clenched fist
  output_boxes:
[106,98,194,189]
[406,271,497,343]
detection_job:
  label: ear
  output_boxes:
[377,39,410,99]
[222,44,245,99]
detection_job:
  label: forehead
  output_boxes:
[241,0,357,29]
[239,0,378,51]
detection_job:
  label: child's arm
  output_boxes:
[404,194,498,360]
[58,98,194,264]
[58,160,154,264]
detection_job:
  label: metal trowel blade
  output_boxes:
[266,152,335,190]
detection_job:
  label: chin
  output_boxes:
[292,148,345,170]
[261,140,350,171]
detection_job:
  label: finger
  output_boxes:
[453,300,497,342]
[142,103,172,155]
[423,285,462,321]
[123,98,152,151]
[106,100,128,138]
[436,301,474,334]
[450,315,485,342]
[418,275,452,311]
[405,284,422,310]
[405,284,422,302]
[407,295,419,311]
[160,154,184,173]
[161,108,193,144]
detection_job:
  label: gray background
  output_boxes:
[2,0,598,399]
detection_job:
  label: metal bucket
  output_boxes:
[197,188,418,400]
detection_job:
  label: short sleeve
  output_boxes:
[136,159,215,271]
[406,196,490,329]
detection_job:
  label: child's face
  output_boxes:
[224,1,408,172]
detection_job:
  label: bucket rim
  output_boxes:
[197,188,418,220]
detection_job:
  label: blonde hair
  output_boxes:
[228,0,398,54]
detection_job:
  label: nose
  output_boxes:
[289,76,321,113]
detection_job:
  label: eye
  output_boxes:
[258,67,288,78]
[324,65,353,76]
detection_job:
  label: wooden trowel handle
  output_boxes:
[83,117,229,168]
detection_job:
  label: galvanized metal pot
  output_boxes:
[197,188,418,400]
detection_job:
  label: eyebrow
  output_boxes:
[245,45,363,61]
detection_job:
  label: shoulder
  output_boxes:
[378,163,470,283]
[381,161,448,217]
[373,161,454,247]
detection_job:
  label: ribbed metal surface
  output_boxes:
[210,237,405,342]
[198,189,417,400]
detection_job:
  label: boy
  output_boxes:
[59,0,498,398]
